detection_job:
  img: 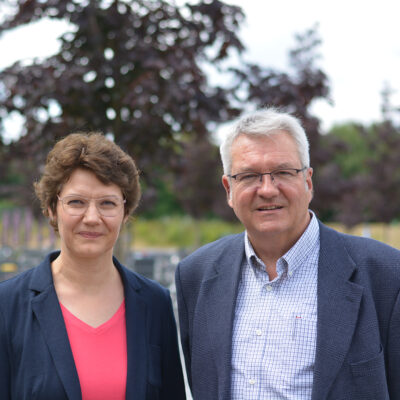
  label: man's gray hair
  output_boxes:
[219,108,310,175]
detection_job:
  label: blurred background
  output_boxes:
[1,0,400,287]
[1,2,400,397]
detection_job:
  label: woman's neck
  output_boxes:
[51,251,118,293]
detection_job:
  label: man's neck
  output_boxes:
[248,212,312,280]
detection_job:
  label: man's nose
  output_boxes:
[257,173,279,193]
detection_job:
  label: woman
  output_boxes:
[0,133,186,399]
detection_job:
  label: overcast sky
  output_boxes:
[0,0,399,138]
[227,0,400,129]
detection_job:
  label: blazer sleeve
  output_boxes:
[0,306,11,399]
[386,288,400,399]
[159,290,186,400]
[175,263,192,390]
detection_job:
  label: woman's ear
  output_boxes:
[48,207,57,224]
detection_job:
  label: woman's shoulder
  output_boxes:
[0,268,39,320]
[120,266,176,320]
[0,267,35,296]
[118,263,170,299]
[0,253,54,308]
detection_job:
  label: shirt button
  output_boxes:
[288,271,293,277]
[266,285,273,292]
[255,329,262,336]
[249,378,256,385]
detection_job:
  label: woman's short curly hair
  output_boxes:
[34,132,141,230]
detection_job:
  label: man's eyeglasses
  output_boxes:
[228,167,307,188]
[57,195,126,217]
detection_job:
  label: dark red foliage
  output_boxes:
[0,0,244,211]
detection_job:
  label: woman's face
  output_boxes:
[51,168,127,262]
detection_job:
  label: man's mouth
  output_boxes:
[257,206,282,211]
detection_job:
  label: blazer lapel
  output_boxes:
[31,256,148,400]
[30,254,82,400]
[115,261,147,400]
[312,223,364,400]
[202,234,245,400]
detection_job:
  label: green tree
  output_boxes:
[324,119,400,226]
[362,120,400,223]
[328,123,371,178]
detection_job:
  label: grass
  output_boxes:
[130,216,243,250]
[130,217,400,251]
[2,211,400,251]
[329,222,400,250]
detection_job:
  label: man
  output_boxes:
[175,108,400,399]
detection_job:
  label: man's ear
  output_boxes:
[222,175,233,208]
[304,167,314,202]
[306,167,313,191]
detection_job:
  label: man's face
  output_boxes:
[222,132,313,248]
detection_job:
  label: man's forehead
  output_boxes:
[230,132,302,169]
[231,131,298,154]
[232,130,293,145]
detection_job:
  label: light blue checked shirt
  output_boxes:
[231,212,320,399]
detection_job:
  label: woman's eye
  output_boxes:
[68,199,84,205]
[100,200,117,208]
[66,198,87,208]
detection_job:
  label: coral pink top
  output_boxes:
[61,300,127,400]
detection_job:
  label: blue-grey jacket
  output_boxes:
[176,221,400,399]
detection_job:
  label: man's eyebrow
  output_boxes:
[235,163,299,172]
[273,163,299,169]
[234,167,258,173]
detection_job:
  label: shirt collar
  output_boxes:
[244,211,319,277]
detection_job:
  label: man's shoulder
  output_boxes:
[320,221,400,263]
[180,232,244,267]
[176,232,245,294]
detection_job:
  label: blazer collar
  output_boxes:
[28,252,143,292]
[29,252,82,400]
[29,252,148,400]
[201,224,364,400]
[202,233,245,400]
[312,222,364,400]
[113,258,148,400]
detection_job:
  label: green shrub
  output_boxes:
[131,216,242,249]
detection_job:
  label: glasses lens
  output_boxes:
[61,196,87,216]
[271,169,297,184]
[60,196,124,216]
[236,173,260,185]
[233,168,303,188]
[96,197,122,217]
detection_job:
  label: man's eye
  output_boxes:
[238,173,259,181]
[275,170,294,177]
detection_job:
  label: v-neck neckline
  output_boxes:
[60,300,125,334]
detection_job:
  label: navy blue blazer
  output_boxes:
[176,221,400,400]
[0,251,186,400]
